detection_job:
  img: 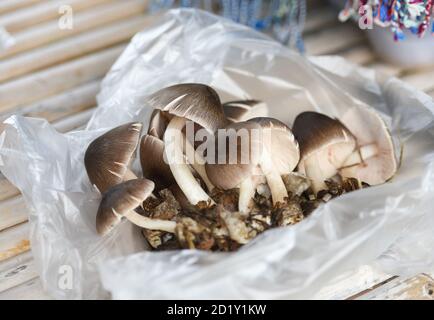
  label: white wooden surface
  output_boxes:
[0,0,433,300]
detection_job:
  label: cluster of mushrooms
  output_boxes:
[84,83,398,251]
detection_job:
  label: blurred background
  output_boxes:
[0,0,433,300]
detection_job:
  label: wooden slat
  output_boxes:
[0,15,151,82]
[337,45,376,65]
[4,79,100,121]
[315,265,391,299]
[0,44,125,113]
[401,68,434,93]
[0,177,20,202]
[0,222,30,262]
[0,0,113,33]
[0,251,37,293]
[0,0,45,16]
[0,0,149,60]
[357,274,434,300]
[0,277,50,300]
[305,23,367,56]
[52,107,95,132]
[368,62,404,78]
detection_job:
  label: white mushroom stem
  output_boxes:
[182,133,215,191]
[115,209,176,233]
[238,177,257,213]
[164,116,214,205]
[303,154,333,193]
[342,144,378,167]
[260,148,288,204]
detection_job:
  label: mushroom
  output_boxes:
[147,111,214,191]
[247,117,300,204]
[206,121,262,212]
[140,134,190,208]
[292,111,357,193]
[145,83,228,205]
[223,100,268,123]
[84,122,142,193]
[96,178,176,236]
[206,118,299,211]
[339,106,398,185]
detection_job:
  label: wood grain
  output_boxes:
[0,196,28,232]
[0,16,151,82]
[369,62,403,78]
[52,106,96,132]
[0,0,44,15]
[0,251,37,293]
[402,68,434,92]
[0,177,20,202]
[337,45,376,65]
[0,44,125,113]
[0,277,50,300]
[0,222,30,262]
[305,23,367,56]
[315,265,391,300]
[7,79,100,121]
[0,0,149,60]
[0,0,112,33]
[357,273,434,300]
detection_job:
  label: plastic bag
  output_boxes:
[1,9,433,299]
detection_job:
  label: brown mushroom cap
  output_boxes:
[339,106,397,185]
[205,121,263,189]
[84,122,142,193]
[140,134,174,191]
[247,117,300,174]
[146,83,228,132]
[293,112,356,172]
[96,178,154,236]
[223,100,268,123]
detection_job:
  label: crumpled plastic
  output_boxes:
[0,9,433,300]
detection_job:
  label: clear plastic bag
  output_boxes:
[1,9,433,299]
